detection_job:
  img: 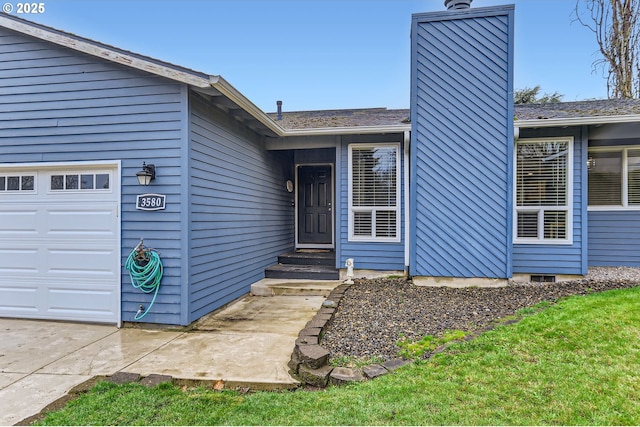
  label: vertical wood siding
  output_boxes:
[338,134,405,271]
[410,7,514,278]
[0,28,187,324]
[188,96,294,322]
[513,128,586,275]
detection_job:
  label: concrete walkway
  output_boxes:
[0,280,340,425]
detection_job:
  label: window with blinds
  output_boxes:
[515,138,571,242]
[588,147,640,208]
[349,144,400,241]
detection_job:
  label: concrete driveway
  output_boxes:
[0,291,330,425]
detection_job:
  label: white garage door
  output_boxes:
[0,163,120,324]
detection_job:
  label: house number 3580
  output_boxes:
[136,194,166,211]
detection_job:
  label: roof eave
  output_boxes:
[281,124,411,136]
[208,76,287,136]
[516,114,640,128]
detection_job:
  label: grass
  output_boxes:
[35,287,640,426]
[329,355,386,368]
[397,329,468,359]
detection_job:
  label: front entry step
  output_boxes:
[277,251,335,267]
[265,251,340,280]
[251,278,342,297]
[265,263,340,280]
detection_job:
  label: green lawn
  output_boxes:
[36,287,640,426]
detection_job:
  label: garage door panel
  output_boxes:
[47,286,118,317]
[0,165,120,324]
[0,209,38,236]
[0,248,39,273]
[46,205,117,238]
[47,248,118,277]
[0,285,38,311]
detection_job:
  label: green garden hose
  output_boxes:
[125,244,163,321]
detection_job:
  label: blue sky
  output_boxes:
[11,0,606,112]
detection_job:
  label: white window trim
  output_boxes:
[48,171,113,194]
[0,174,37,194]
[348,143,401,243]
[513,137,574,245]
[588,145,640,211]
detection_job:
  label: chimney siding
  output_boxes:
[410,6,515,279]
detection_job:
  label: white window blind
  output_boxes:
[587,151,622,205]
[349,144,400,241]
[515,139,571,242]
[628,149,640,205]
[587,147,640,208]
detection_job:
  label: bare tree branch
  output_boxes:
[574,0,640,98]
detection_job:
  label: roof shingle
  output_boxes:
[267,99,640,130]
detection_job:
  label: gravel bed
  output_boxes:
[321,267,640,361]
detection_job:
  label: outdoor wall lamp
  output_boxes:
[136,162,156,186]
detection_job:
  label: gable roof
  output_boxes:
[0,13,286,137]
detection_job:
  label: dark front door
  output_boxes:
[298,165,333,245]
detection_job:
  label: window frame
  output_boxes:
[0,174,36,193]
[48,171,112,193]
[348,143,401,243]
[513,137,574,245]
[588,145,640,211]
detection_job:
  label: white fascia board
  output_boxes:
[282,124,411,136]
[208,76,287,136]
[516,114,640,129]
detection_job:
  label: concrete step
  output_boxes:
[278,251,336,267]
[251,278,342,297]
[265,263,340,280]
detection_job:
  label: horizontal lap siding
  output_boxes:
[589,211,640,266]
[513,128,586,275]
[0,28,186,324]
[410,7,514,279]
[188,96,293,322]
[338,135,405,271]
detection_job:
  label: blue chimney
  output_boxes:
[409,5,515,280]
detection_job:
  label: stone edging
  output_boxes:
[287,282,412,388]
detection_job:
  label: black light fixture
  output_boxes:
[136,162,156,186]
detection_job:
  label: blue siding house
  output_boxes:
[2,3,640,326]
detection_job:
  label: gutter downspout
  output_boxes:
[404,130,411,275]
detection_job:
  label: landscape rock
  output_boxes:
[107,371,140,385]
[382,358,412,371]
[139,374,172,387]
[322,269,640,362]
[329,367,365,385]
[362,364,389,379]
[298,365,333,388]
[296,344,330,369]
